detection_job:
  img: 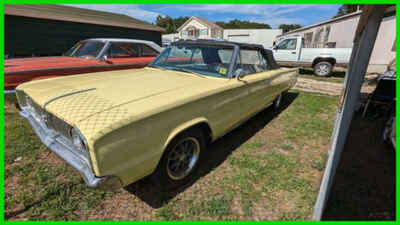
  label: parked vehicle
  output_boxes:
[271,36,352,76]
[5,38,162,93]
[16,39,298,190]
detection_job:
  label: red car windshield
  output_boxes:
[65,41,105,59]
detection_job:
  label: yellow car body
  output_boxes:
[16,42,298,189]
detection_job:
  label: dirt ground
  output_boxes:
[323,113,395,220]
[295,74,377,96]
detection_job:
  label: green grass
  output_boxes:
[241,141,265,149]
[5,91,337,220]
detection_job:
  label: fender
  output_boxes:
[163,117,212,150]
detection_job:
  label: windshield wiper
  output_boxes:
[170,67,205,78]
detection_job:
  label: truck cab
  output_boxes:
[271,36,352,76]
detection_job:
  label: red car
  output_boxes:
[5,38,162,93]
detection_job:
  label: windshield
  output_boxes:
[150,44,234,78]
[64,41,105,59]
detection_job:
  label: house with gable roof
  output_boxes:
[177,16,224,40]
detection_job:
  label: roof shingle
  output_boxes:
[5,4,165,32]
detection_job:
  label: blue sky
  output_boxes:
[66,4,342,28]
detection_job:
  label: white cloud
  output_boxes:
[65,4,162,22]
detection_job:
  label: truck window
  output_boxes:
[276,38,297,50]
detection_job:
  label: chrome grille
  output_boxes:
[25,96,72,139]
[16,90,27,107]
[47,114,72,139]
[26,96,44,124]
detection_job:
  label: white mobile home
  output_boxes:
[277,10,396,73]
[223,29,282,49]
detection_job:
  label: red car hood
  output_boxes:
[5,56,103,74]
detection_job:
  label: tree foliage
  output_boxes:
[155,15,190,34]
[278,24,302,33]
[215,19,271,29]
[333,5,361,18]
[155,16,271,34]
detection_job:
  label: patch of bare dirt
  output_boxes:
[294,78,343,96]
[81,190,157,220]
[294,77,376,96]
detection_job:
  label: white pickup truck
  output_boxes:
[271,36,352,76]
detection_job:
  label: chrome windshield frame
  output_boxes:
[152,42,239,79]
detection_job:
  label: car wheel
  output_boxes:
[313,61,333,77]
[151,128,205,191]
[273,93,283,110]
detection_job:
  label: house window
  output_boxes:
[324,26,331,43]
[200,29,208,35]
[314,28,324,43]
[304,32,313,46]
[182,31,188,36]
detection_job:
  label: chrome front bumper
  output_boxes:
[20,109,121,189]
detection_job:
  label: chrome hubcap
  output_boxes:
[167,137,200,180]
[316,64,329,76]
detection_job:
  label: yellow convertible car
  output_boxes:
[16,39,298,190]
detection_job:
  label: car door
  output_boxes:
[235,48,279,116]
[214,48,279,133]
[272,38,299,62]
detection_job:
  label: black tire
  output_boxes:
[313,61,333,77]
[151,128,206,191]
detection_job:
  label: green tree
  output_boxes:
[155,15,190,34]
[156,17,272,33]
[278,24,302,33]
[216,19,271,29]
[333,5,361,18]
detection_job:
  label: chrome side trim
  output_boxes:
[5,90,16,94]
[20,109,105,187]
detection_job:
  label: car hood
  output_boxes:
[18,68,227,138]
[5,56,99,73]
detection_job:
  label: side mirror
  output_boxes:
[234,68,246,80]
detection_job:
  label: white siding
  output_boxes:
[223,29,283,48]
[277,13,396,72]
[328,16,360,48]
[179,19,210,39]
[368,15,396,72]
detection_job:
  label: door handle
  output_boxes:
[291,51,296,54]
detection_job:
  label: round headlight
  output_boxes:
[70,128,86,151]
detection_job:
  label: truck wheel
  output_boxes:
[313,61,333,77]
[151,128,205,191]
